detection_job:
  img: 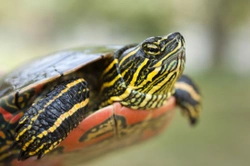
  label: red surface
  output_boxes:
[60,97,176,152]
[10,97,176,166]
[60,104,115,152]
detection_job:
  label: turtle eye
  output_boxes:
[143,43,161,56]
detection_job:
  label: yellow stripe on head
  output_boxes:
[118,47,140,66]
[100,32,186,110]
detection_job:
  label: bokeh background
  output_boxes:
[0,0,250,166]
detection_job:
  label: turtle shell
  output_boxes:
[0,46,121,115]
[0,46,121,99]
[9,100,176,166]
[0,46,117,162]
[0,45,176,165]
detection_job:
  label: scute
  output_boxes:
[0,46,121,98]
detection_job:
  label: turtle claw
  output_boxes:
[18,150,27,161]
[189,116,198,125]
[37,152,44,160]
[17,148,44,160]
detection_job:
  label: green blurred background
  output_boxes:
[0,0,250,166]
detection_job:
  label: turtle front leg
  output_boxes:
[174,75,202,125]
[14,78,89,160]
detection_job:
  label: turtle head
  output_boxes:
[101,32,186,109]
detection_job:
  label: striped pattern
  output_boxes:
[13,32,194,161]
[174,75,202,124]
[15,78,89,160]
[100,32,186,110]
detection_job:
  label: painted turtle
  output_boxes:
[0,32,201,165]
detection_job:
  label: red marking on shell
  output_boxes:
[59,97,176,152]
[0,107,14,122]
[34,83,45,94]
[8,97,176,166]
[60,104,115,152]
[9,112,24,124]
